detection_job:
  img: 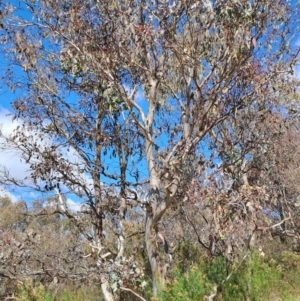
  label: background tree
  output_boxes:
[0,195,91,298]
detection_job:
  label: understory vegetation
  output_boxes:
[160,251,300,301]
[11,246,300,301]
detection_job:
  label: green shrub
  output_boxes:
[17,280,53,301]
[206,256,227,286]
[159,264,212,301]
[159,250,300,301]
[16,281,103,301]
[219,253,278,301]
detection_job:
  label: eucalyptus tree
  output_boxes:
[0,0,299,299]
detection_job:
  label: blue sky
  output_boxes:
[1,0,300,207]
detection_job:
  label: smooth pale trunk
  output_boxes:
[101,279,115,301]
[145,216,166,297]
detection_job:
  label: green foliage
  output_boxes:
[158,249,300,301]
[175,240,205,273]
[218,252,297,301]
[159,265,212,301]
[206,256,227,286]
[16,283,102,301]
[249,254,281,301]
[17,281,52,301]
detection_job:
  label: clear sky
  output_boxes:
[0,0,300,207]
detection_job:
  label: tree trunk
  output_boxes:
[101,277,116,301]
[145,216,166,297]
[152,266,166,297]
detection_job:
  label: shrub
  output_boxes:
[17,280,52,301]
[159,250,300,301]
[159,265,212,301]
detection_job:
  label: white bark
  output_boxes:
[101,277,115,301]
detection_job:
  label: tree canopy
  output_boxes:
[0,0,300,300]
